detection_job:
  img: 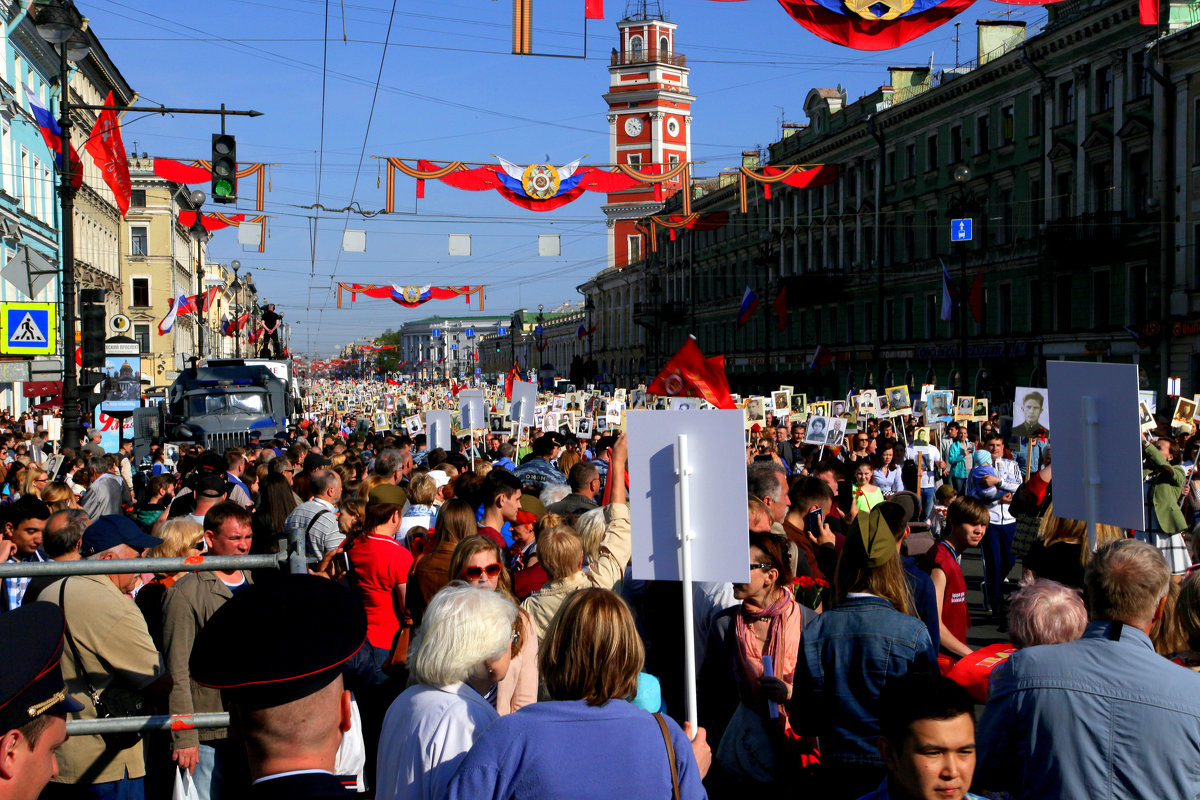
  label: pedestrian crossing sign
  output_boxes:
[1,302,55,355]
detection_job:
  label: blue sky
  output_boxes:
[83,0,1047,357]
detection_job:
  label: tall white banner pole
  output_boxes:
[676,433,698,737]
[1082,395,1100,552]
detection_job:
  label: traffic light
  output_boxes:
[211,133,237,203]
[79,289,105,369]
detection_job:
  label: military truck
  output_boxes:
[164,360,294,450]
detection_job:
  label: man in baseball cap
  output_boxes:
[0,603,83,800]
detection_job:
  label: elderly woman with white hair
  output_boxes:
[374,582,517,800]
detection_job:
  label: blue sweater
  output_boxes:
[444,699,707,800]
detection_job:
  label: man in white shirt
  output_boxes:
[979,432,1022,620]
[285,469,343,558]
[906,437,942,521]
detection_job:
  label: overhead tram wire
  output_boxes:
[307,0,331,321]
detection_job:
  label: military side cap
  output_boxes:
[368,483,407,507]
[519,493,547,520]
[190,575,367,711]
[0,603,83,732]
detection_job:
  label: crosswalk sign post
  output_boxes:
[950,218,973,242]
[0,302,55,355]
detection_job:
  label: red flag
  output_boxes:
[1140,0,1159,23]
[585,0,604,18]
[647,337,736,409]
[504,361,521,401]
[85,92,132,218]
[969,267,984,323]
[774,285,789,332]
[154,158,211,185]
[387,378,401,386]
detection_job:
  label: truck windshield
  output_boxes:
[188,392,266,416]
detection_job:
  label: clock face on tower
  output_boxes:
[624,116,644,136]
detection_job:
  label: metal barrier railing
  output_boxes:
[67,713,230,735]
[11,526,315,736]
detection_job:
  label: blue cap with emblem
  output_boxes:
[0,603,84,733]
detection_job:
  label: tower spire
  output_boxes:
[623,0,665,21]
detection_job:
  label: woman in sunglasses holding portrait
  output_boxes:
[448,535,538,715]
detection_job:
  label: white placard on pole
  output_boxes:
[1047,361,1145,545]
[460,394,486,432]
[426,409,452,451]
[627,409,751,733]
[510,379,537,428]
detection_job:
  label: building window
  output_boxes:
[131,226,148,256]
[883,298,895,339]
[904,142,916,179]
[659,36,669,57]
[1058,80,1075,125]
[976,114,990,154]
[1095,66,1113,111]
[950,125,963,163]
[903,214,915,261]
[846,303,856,344]
[926,209,939,257]
[630,35,643,60]
[925,293,937,338]
[1030,93,1043,136]
[885,150,896,184]
[902,296,913,340]
[1093,270,1110,328]
[131,189,146,207]
[1029,278,1042,332]
[1054,171,1073,220]
[1055,274,1072,330]
[926,133,938,171]
[131,277,150,307]
[133,324,150,354]
[627,153,641,166]
[865,158,876,189]
[627,234,642,264]
[865,300,874,340]
[1194,100,1200,165]
[1030,178,1043,232]
[998,283,1012,335]
[996,189,1013,245]
[1001,105,1015,145]
[1134,59,1151,98]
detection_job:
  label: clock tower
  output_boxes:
[603,2,692,270]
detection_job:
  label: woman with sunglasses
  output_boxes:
[449,535,538,715]
[699,530,815,791]
[376,582,517,800]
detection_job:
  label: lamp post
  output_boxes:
[229,259,242,358]
[948,164,979,395]
[584,295,595,362]
[36,0,89,451]
[188,192,211,359]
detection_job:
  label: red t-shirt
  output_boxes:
[477,525,506,551]
[932,540,970,675]
[512,562,548,600]
[345,533,413,650]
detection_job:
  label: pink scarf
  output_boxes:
[734,589,802,734]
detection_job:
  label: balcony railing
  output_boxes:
[610,48,687,68]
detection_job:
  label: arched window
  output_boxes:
[630,35,644,61]
[659,36,669,58]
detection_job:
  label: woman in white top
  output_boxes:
[374,583,516,800]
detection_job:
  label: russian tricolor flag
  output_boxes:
[736,286,759,329]
[23,85,82,189]
[158,293,187,335]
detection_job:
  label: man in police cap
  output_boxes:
[0,603,83,800]
[191,574,367,799]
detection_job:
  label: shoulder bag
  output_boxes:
[653,712,681,800]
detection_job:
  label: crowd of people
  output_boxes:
[4,381,1200,800]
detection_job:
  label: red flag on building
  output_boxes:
[969,267,984,323]
[774,284,789,332]
[585,0,604,18]
[84,92,132,217]
[1140,0,1158,24]
[648,337,736,409]
[504,360,521,401]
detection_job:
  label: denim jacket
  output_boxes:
[977,620,1200,799]
[792,595,936,765]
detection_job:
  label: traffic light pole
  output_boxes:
[57,45,82,452]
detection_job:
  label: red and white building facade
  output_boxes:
[602,12,693,270]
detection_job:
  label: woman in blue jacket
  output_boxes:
[792,500,937,800]
[445,588,709,800]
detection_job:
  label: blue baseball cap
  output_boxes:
[81,515,162,556]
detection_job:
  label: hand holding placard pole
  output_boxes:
[676,433,699,738]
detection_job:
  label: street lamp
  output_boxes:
[36,0,88,452]
[948,164,979,395]
[188,190,211,359]
[230,259,242,359]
